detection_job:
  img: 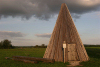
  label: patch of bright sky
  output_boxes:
[0,11,100,46]
[75,11,100,44]
[0,15,57,46]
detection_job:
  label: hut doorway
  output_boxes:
[68,44,77,61]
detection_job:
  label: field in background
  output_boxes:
[0,47,100,67]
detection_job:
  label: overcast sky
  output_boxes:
[0,0,100,46]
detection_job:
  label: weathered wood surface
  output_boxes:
[13,56,55,63]
[68,44,77,61]
[5,57,11,59]
[43,3,89,62]
[13,59,38,63]
[5,57,38,63]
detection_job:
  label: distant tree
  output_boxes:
[1,39,13,49]
[0,41,3,48]
[34,44,47,48]
[41,44,46,48]
[34,45,39,48]
[41,44,45,47]
[36,45,39,47]
[0,42,1,48]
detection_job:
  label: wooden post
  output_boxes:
[63,41,66,63]
[64,48,65,63]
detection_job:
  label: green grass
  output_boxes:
[0,47,100,67]
[79,47,100,67]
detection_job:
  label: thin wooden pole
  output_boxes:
[64,48,65,63]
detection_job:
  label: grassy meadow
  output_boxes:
[0,47,100,67]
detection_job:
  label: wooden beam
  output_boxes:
[5,57,38,63]
[13,56,55,63]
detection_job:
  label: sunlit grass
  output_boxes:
[0,47,100,67]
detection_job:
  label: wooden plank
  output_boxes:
[49,15,62,60]
[68,44,77,61]
[53,5,64,61]
[74,30,86,61]
[70,11,89,61]
[43,21,59,58]
[73,44,77,61]
[13,59,38,63]
[5,57,11,59]
[73,26,86,61]
[62,5,69,62]
[67,12,87,61]
[5,57,38,63]
[43,31,54,58]
[64,4,85,61]
[55,21,61,61]
[64,24,69,62]
[70,26,80,61]
[52,16,62,61]
[71,28,82,61]
[64,6,72,62]
[75,44,80,61]
[76,34,89,61]
[57,6,64,62]
[68,44,71,61]
[13,56,55,63]
[57,25,63,62]
[44,29,56,58]
[47,24,57,59]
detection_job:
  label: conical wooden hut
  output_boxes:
[43,3,89,62]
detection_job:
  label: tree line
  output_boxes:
[34,44,47,48]
[0,39,100,49]
[0,39,47,49]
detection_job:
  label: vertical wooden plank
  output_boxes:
[43,18,59,58]
[53,4,64,61]
[65,4,89,61]
[57,4,65,62]
[68,44,77,61]
[49,12,62,60]
[64,4,81,61]
[68,44,70,61]
[62,4,68,62]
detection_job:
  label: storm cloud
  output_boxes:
[0,0,100,20]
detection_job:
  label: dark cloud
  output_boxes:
[0,0,100,20]
[35,33,51,38]
[0,31,26,39]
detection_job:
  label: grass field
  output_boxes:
[0,47,100,67]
